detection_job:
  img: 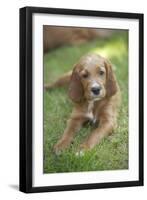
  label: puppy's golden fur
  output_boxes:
[45,53,121,153]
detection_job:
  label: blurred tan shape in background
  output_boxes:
[43,26,114,52]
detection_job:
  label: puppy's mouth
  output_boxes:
[91,93,104,100]
[86,92,104,101]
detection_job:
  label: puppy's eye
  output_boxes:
[99,70,105,76]
[82,73,88,78]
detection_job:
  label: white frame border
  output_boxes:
[32,13,139,187]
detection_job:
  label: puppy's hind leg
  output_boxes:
[44,71,72,90]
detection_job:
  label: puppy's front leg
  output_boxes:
[54,117,84,154]
[81,114,116,150]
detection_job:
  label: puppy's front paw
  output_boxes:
[75,150,85,157]
[75,143,89,157]
[53,139,69,155]
[79,143,90,150]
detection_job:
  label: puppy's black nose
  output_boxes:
[91,86,101,95]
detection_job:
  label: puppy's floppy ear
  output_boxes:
[68,66,84,103]
[105,60,117,97]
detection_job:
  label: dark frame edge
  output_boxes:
[19,7,27,193]
[19,7,33,193]
[21,6,143,19]
[24,180,143,193]
[139,14,144,186]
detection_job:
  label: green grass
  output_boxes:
[43,31,128,173]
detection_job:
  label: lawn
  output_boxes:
[43,31,128,173]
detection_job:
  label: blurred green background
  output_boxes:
[43,30,128,173]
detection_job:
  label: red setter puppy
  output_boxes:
[45,53,121,154]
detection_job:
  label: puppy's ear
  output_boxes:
[68,66,84,103]
[105,60,117,97]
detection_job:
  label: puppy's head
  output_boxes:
[68,53,117,103]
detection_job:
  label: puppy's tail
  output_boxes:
[44,71,72,90]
